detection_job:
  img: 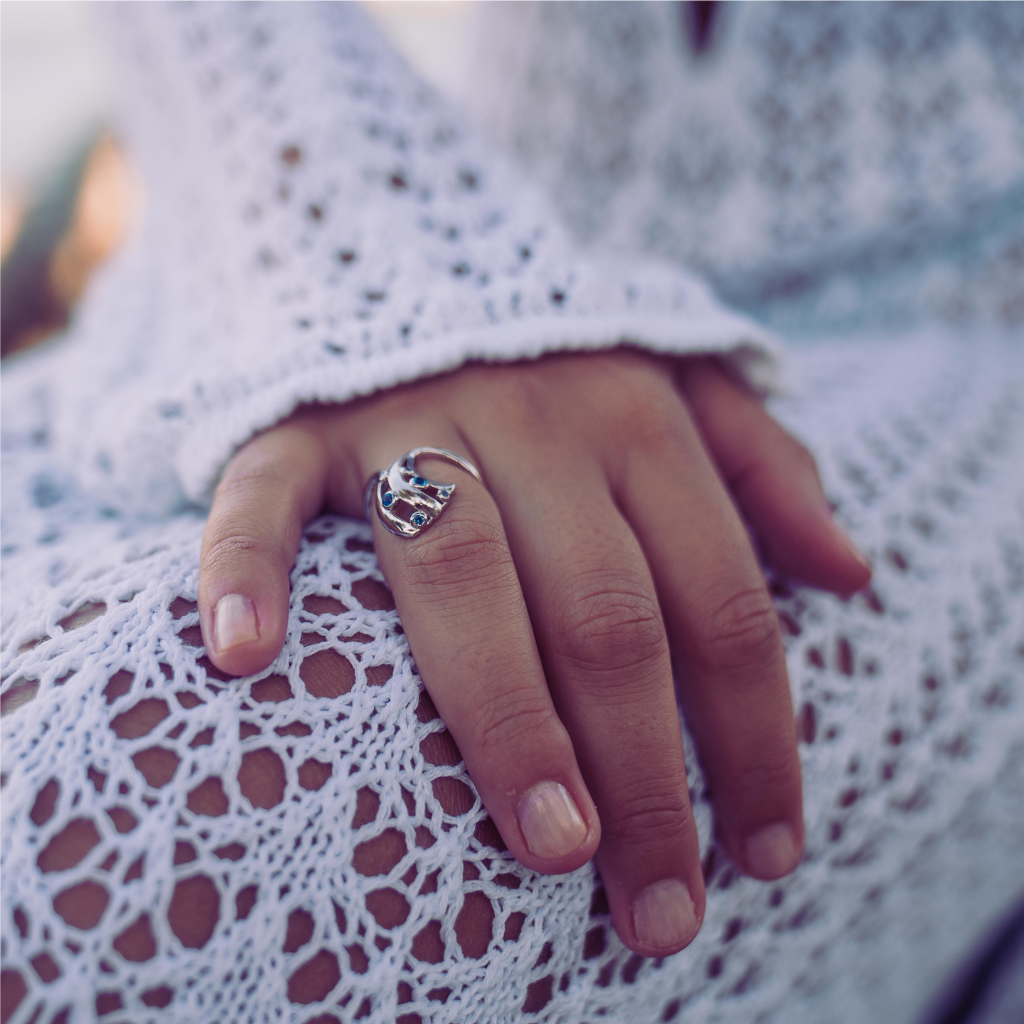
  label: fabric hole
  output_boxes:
[235,886,258,920]
[110,698,170,739]
[302,595,346,615]
[298,759,332,791]
[415,691,440,723]
[505,909,528,937]
[102,671,133,704]
[37,818,101,873]
[662,998,682,1021]
[131,747,180,788]
[187,777,229,817]
[583,926,605,959]
[346,945,369,974]
[113,913,156,962]
[283,909,315,952]
[0,970,27,1022]
[365,889,409,929]
[473,816,506,852]
[30,953,60,983]
[238,748,286,808]
[189,727,215,748]
[800,702,816,743]
[169,875,220,948]
[106,807,137,833]
[169,597,197,618]
[214,843,246,861]
[836,637,854,676]
[30,779,60,826]
[95,991,122,1015]
[59,602,105,631]
[523,975,554,1013]
[622,954,645,984]
[251,675,293,702]
[350,579,395,611]
[123,856,144,882]
[352,787,380,828]
[287,950,340,1004]
[419,730,461,767]
[364,664,393,687]
[276,721,313,737]
[300,650,355,698]
[52,881,109,929]
[353,830,407,876]
[455,892,493,959]
[431,777,474,816]
[141,986,173,1007]
[1,679,38,717]
[411,921,444,964]
[177,624,203,647]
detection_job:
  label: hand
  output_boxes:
[197,351,870,957]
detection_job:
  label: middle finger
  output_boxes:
[487,445,705,957]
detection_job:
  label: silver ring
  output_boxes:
[364,447,483,538]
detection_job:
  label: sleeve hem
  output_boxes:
[176,308,784,504]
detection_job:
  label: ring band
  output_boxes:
[364,447,483,538]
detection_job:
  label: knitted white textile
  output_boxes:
[3,3,1024,1024]
[46,0,779,518]
[3,331,1023,1024]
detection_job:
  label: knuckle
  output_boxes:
[720,746,801,803]
[470,688,560,754]
[696,585,782,673]
[602,779,693,848]
[201,530,277,575]
[402,514,511,590]
[611,389,679,452]
[555,571,666,676]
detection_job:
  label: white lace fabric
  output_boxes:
[3,4,1024,1024]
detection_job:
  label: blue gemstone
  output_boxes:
[382,491,395,508]
[411,512,426,526]
[413,476,427,486]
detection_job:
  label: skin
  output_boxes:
[196,350,871,957]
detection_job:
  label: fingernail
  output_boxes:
[632,879,698,950]
[823,508,872,574]
[516,781,588,859]
[213,594,259,653]
[744,822,800,878]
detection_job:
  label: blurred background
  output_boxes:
[0,0,476,358]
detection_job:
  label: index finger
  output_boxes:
[198,422,329,677]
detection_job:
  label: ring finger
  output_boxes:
[485,444,705,957]
[359,429,602,876]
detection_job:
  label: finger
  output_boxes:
[616,396,804,882]
[199,421,329,677]
[489,458,704,957]
[360,435,600,876]
[676,357,872,596]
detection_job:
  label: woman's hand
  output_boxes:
[197,351,870,957]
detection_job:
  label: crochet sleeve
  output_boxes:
[53,1,782,514]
